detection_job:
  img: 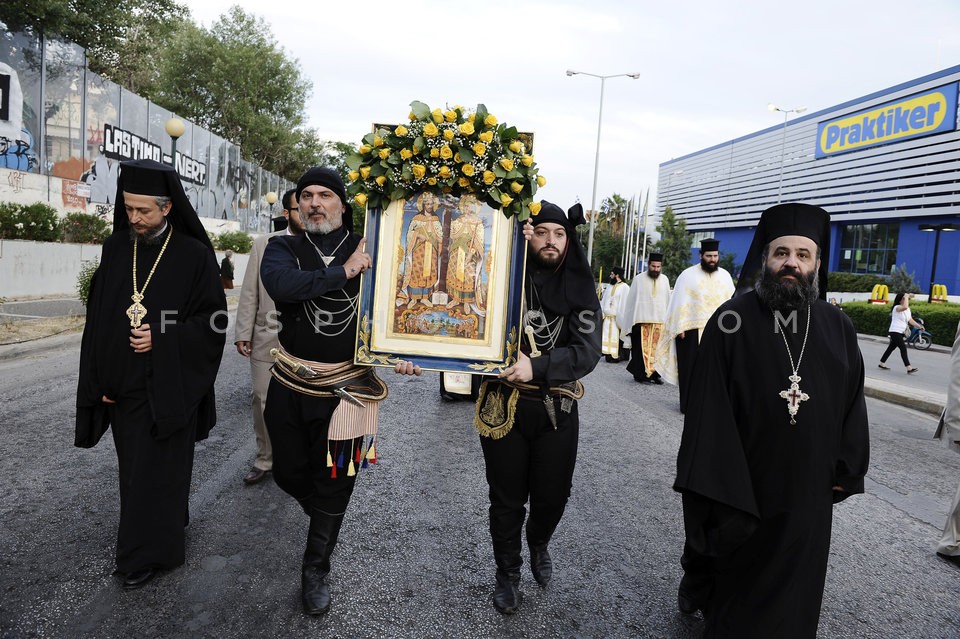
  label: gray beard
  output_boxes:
[755,264,819,311]
[303,216,341,235]
[129,221,168,245]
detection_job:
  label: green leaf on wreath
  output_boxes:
[502,126,518,140]
[390,188,406,201]
[410,101,431,121]
[370,163,387,177]
[345,154,362,171]
[476,103,488,124]
[362,132,376,145]
[401,165,412,181]
[493,166,507,179]
[517,208,530,222]
[459,146,475,162]
[414,136,426,152]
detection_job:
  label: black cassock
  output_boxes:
[674,292,869,639]
[75,227,226,574]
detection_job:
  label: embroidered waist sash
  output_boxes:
[474,378,584,439]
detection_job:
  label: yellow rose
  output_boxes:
[378,148,390,160]
[412,164,426,179]
[438,166,452,179]
[459,122,475,136]
[354,193,367,206]
[431,108,443,123]
[413,145,422,155]
[521,154,534,167]
[483,170,496,185]
[499,158,514,171]
[430,148,440,158]
[510,181,523,194]
[373,135,384,148]
[423,122,439,137]
[444,110,457,122]
[359,144,372,155]
[375,175,386,186]
[454,152,462,163]
[484,114,497,127]
[462,164,476,177]
[408,111,416,121]
[529,201,542,216]
[360,166,371,179]
[458,177,470,187]
[443,128,455,141]
[439,146,453,160]
[394,125,408,136]
[479,131,494,143]
[537,175,547,187]
[347,170,360,182]
[400,148,413,160]
[427,177,437,185]
[509,140,523,153]
[468,113,476,122]
[499,193,513,208]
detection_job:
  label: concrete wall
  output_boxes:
[0,238,249,299]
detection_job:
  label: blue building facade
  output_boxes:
[658,66,960,296]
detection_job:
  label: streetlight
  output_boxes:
[768,103,806,203]
[164,117,185,169]
[919,223,958,300]
[567,69,641,266]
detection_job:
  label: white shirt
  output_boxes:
[889,306,912,334]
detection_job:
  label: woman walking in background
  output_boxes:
[220,250,235,289]
[879,292,921,373]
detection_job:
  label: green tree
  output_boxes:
[652,206,691,284]
[151,7,313,181]
[718,251,741,283]
[0,0,187,85]
[591,228,625,279]
[599,193,629,235]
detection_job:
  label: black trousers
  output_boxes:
[880,331,911,367]
[264,379,358,515]
[480,398,579,561]
[110,393,196,574]
[676,329,700,411]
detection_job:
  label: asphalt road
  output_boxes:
[1,319,958,638]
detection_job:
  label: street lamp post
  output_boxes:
[265,191,278,234]
[919,223,958,300]
[164,117,185,169]
[567,69,640,266]
[768,104,806,203]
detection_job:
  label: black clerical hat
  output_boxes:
[113,159,214,253]
[648,252,663,262]
[532,200,587,231]
[699,238,719,252]
[734,202,831,299]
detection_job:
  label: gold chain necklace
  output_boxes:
[126,225,173,328]
[776,304,811,425]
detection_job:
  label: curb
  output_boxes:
[863,379,945,417]
[0,330,82,362]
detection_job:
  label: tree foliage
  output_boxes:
[651,207,692,284]
[591,228,625,279]
[599,193,629,235]
[0,0,187,87]
[151,7,313,181]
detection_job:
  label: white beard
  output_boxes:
[304,216,342,235]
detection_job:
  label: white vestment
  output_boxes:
[600,281,629,357]
[655,264,734,385]
[617,272,671,349]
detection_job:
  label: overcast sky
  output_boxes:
[184,0,960,219]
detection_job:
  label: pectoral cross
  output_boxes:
[524,325,541,357]
[778,373,810,425]
[126,292,147,328]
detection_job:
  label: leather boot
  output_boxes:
[492,552,523,614]
[301,509,345,615]
[528,540,553,588]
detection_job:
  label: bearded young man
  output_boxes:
[473,201,601,615]
[656,239,735,411]
[75,158,227,590]
[618,253,670,383]
[600,266,629,362]
[259,167,421,616]
[673,202,869,638]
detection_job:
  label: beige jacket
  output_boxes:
[234,231,284,362]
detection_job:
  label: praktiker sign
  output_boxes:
[816,83,958,158]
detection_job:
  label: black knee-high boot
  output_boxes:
[527,533,553,588]
[301,509,345,615]
[492,542,523,614]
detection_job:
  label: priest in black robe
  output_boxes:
[75,158,227,590]
[673,202,869,638]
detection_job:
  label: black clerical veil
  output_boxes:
[113,158,215,253]
[735,202,831,299]
[529,201,596,316]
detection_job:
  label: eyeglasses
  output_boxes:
[287,207,299,212]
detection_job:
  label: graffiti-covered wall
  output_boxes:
[0,30,293,233]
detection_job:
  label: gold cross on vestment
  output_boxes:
[778,373,810,425]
